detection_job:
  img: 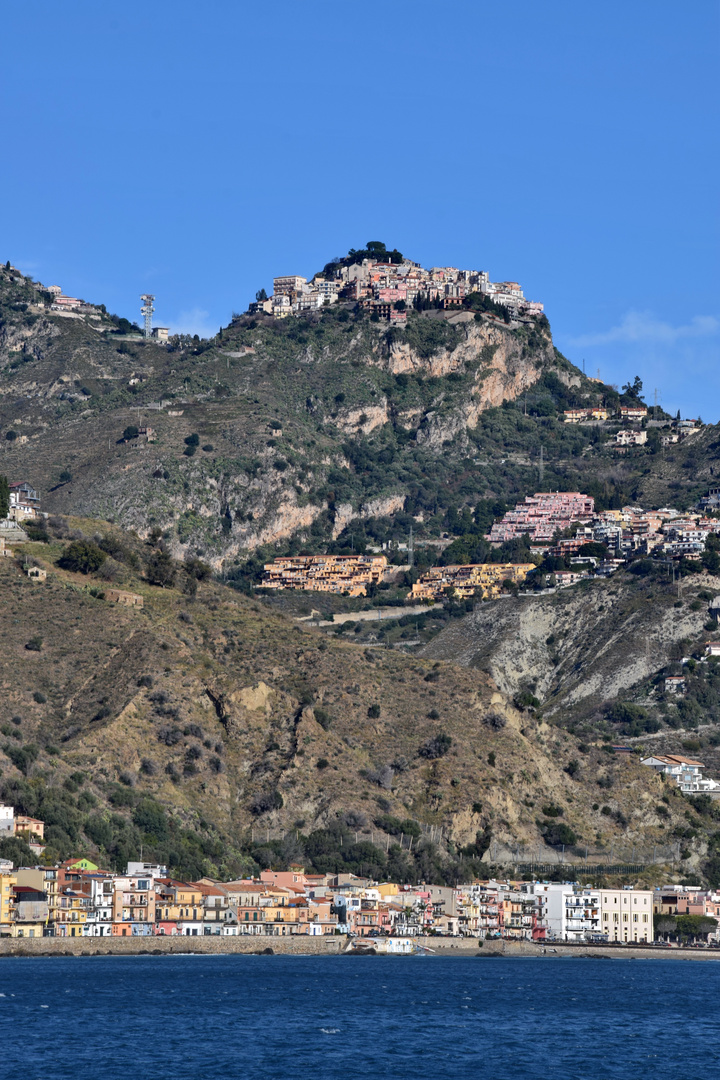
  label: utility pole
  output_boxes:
[409,524,414,567]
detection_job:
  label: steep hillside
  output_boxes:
[4,260,717,578]
[3,519,718,885]
[420,571,719,725]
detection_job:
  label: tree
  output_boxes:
[58,540,106,574]
[622,375,643,400]
[0,475,9,519]
[255,288,268,302]
[675,914,718,942]
[146,550,176,588]
[122,426,139,442]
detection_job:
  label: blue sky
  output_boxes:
[1,1,717,418]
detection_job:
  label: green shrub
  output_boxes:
[542,821,577,847]
[419,733,452,759]
[58,541,106,574]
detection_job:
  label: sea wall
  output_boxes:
[1,935,718,961]
[0,934,347,958]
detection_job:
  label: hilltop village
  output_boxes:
[248,242,545,323]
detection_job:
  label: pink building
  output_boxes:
[488,492,595,543]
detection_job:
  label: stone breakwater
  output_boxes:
[425,938,720,961]
[0,935,347,958]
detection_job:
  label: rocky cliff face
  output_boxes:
[420,574,717,722]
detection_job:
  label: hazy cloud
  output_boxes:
[171,307,218,338]
[569,311,720,348]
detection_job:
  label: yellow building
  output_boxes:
[0,871,17,935]
[410,562,535,602]
[56,892,88,937]
[376,882,401,899]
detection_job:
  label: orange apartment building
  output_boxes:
[262,554,389,596]
[410,562,535,602]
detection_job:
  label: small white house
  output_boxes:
[641,754,720,793]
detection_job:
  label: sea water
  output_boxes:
[0,954,718,1079]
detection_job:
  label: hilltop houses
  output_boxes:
[249,256,544,323]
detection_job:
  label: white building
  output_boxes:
[0,805,14,835]
[599,888,653,943]
[615,429,648,446]
[641,754,720,793]
[84,878,114,936]
[533,883,601,942]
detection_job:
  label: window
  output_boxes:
[633,914,638,922]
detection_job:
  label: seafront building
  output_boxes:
[1,846,716,943]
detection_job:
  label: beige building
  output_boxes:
[273,275,306,296]
[599,888,653,943]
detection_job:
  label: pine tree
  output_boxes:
[0,475,9,519]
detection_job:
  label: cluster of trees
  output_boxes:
[52,529,210,594]
[654,913,718,942]
[248,814,490,887]
[0,776,249,881]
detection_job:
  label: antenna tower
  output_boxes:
[140,294,155,339]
